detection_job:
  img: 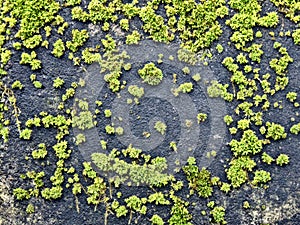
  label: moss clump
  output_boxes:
[138,63,163,86]
[229,130,263,157]
[32,143,47,159]
[210,206,226,225]
[178,82,193,93]
[226,156,256,188]
[252,170,271,186]
[128,85,144,98]
[52,39,65,58]
[66,29,89,52]
[53,77,65,88]
[183,157,213,198]
[265,122,286,140]
[154,121,167,135]
[276,154,289,166]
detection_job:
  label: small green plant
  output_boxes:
[220,183,231,193]
[105,124,115,134]
[20,51,42,70]
[168,194,192,225]
[197,113,207,123]
[216,44,224,53]
[66,29,89,52]
[261,152,274,165]
[182,66,190,75]
[148,192,170,205]
[154,121,167,135]
[243,201,250,209]
[292,29,300,45]
[192,73,201,82]
[128,85,144,98]
[265,122,287,140]
[11,80,23,90]
[229,130,263,156]
[286,92,297,102]
[104,109,112,118]
[32,143,47,159]
[126,31,141,45]
[33,81,42,89]
[276,154,289,166]
[115,126,124,135]
[119,18,129,31]
[75,133,86,145]
[178,82,193,94]
[138,63,163,86]
[183,157,213,198]
[52,39,65,58]
[26,204,35,214]
[252,170,271,186]
[237,119,250,130]
[20,128,32,140]
[210,206,227,225]
[169,141,177,151]
[53,77,65,88]
[223,115,233,125]
[290,123,300,134]
[150,214,164,225]
[13,188,31,200]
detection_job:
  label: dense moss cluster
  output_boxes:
[0,0,298,224]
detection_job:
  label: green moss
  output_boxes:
[192,73,201,82]
[128,85,144,98]
[286,92,297,102]
[32,143,47,159]
[52,39,65,58]
[33,81,42,89]
[86,177,107,205]
[210,206,226,225]
[126,30,141,45]
[292,29,300,45]
[53,77,65,88]
[20,128,32,140]
[11,80,23,90]
[138,62,163,86]
[178,82,193,94]
[11,0,60,40]
[104,109,112,118]
[115,126,124,135]
[41,186,63,200]
[75,133,86,145]
[20,51,41,70]
[229,130,263,157]
[168,193,192,225]
[150,214,164,225]
[276,154,289,166]
[226,156,256,188]
[105,124,115,134]
[154,121,167,135]
[290,123,300,134]
[13,188,31,200]
[220,182,231,194]
[197,113,207,124]
[252,170,271,186]
[183,157,213,198]
[66,29,89,52]
[216,44,224,53]
[223,115,233,126]
[72,111,94,130]
[23,35,42,49]
[265,122,286,140]
[26,203,35,214]
[261,152,274,165]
